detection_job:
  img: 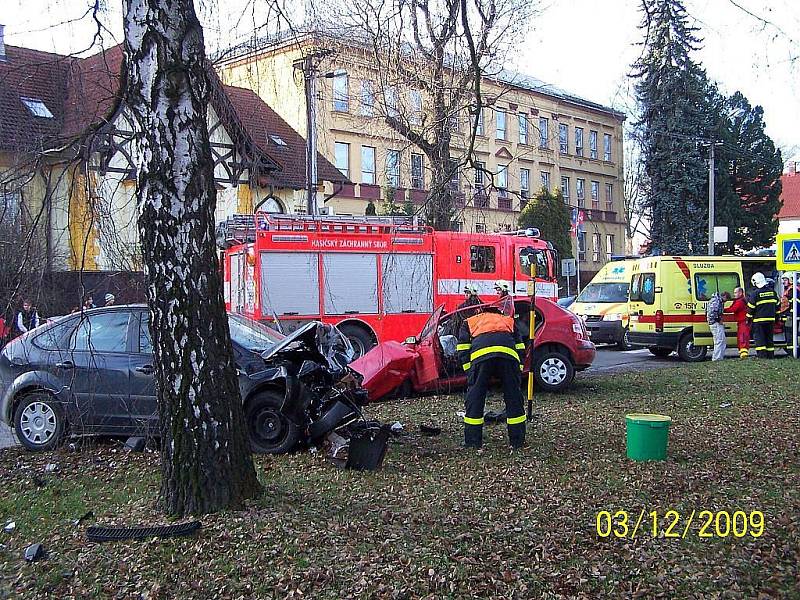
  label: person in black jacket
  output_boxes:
[457,303,526,449]
[746,272,779,358]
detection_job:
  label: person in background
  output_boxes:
[83,295,96,310]
[726,287,750,359]
[15,299,39,336]
[494,280,511,298]
[0,313,10,348]
[448,286,482,337]
[104,293,116,306]
[706,291,727,361]
[747,272,779,358]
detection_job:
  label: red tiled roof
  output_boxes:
[61,45,125,140]
[778,172,800,219]
[1,43,345,189]
[0,45,71,152]
[223,84,344,189]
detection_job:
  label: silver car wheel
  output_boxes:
[20,402,57,445]
[539,357,568,386]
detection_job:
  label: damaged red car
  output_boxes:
[351,298,596,401]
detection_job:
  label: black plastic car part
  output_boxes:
[86,521,201,542]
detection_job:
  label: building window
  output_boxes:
[497,164,509,196]
[606,234,615,260]
[409,90,423,125]
[475,223,488,234]
[576,178,585,207]
[591,180,600,208]
[519,113,528,145]
[20,97,54,118]
[605,183,613,210]
[474,161,486,186]
[361,146,376,184]
[575,127,584,157]
[540,171,550,191]
[360,80,375,116]
[448,160,460,191]
[603,133,612,161]
[448,112,459,133]
[592,232,601,262]
[496,110,507,140]
[386,150,401,188]
[520,168,530,198]
[559,123,568,154]
[590,130,598,159]
[476,108,484,136]
[332,70,349,112]
[561,176,570,203]
[385,87,399,118]
[334,142,350,178]
[578,231,586,262]
[1,186,21,222]
[539,117,549,148]
[411,153,424,189]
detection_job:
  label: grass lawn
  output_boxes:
[1,359,798,598]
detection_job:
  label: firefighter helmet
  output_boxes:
[751,272,766,288]
[493,280,510,293]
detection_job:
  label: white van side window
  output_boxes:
[631,273,656,305]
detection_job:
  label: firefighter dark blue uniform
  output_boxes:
[747,273,779,358]
[457,307,526,448]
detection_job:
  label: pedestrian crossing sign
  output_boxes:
[776,233,800,270]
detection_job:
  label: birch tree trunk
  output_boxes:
[122,0,261,515]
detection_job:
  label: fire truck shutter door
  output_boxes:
[260,252,320,315]
[323,254,379,314]
[381,254,433,314]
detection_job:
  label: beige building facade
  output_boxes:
[219,34,627,280]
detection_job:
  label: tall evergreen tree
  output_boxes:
[518,189,572,260]
[714,92,783,252]
[633,0,712,254]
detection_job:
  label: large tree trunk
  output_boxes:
[122,0,261,515]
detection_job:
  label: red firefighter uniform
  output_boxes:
[726,295,750,358]
[457,308,526,448]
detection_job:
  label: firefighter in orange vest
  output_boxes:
[457,301,526,449]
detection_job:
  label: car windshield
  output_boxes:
[576,282,629,303]
[228,313,284,353]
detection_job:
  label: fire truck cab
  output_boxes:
[220,213,558,355]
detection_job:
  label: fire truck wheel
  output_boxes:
[339,324,375,358]
[677,332,707,362]
[532,351,574,393]
[245,391,300,454]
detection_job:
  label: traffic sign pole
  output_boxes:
[794,272,798,360]
[775,233,800,359]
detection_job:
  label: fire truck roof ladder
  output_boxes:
[254,213,431,235]
[498,227,541,238]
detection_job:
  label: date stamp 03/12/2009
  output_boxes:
[595,510,765,540]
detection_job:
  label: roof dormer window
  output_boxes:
[269,135,287,147]
[20,97,54,118]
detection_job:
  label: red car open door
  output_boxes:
[412,305,445,386]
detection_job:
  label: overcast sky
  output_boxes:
[4,0,799,161]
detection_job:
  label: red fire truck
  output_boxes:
[220,213,559,355]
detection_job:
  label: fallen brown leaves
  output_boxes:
[0,359,798,598]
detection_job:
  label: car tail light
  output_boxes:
[655,310,664,332]
[571,316,588,340]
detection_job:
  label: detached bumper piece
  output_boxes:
[86,520,201,542]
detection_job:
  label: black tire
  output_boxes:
[648,347,673,358]
[245,391,300,454]
[616,327,635,351]
[677,332,707,362]
[13,392,67,452]
[533,350,575,393]
[338,324,375,359]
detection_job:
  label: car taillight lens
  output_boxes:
[655,310,664,332]
[571,318,587,340]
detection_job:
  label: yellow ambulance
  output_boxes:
[627,255,779,361]
[570,258,636,349]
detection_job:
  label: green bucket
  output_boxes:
[625,413,671,461]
